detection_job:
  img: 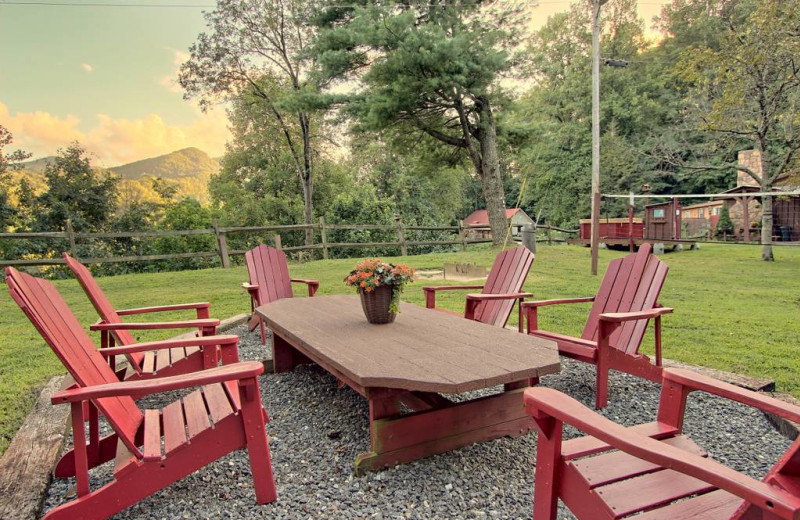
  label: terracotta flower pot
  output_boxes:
[359,284,396,324]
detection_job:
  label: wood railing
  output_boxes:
[0,218,576,268]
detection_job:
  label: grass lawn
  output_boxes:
[1,243,798,455]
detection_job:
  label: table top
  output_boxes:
[256,295,560,394]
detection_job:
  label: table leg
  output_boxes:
[354,387,534,475]
[271,333,312,373]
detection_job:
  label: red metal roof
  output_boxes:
[463,208,521,225]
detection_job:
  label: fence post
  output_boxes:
[274,234,282,250]
[65,219,78,259]
[319,217,329,260]
[396,216,408,256]
[458,220,467,252]
[546,224,552,246]
[212,220,230,268]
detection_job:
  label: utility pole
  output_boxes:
[590,0,609,275]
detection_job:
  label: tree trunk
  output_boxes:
[476,101,507,247]
[760,192,774,261]
[300,113,314,247]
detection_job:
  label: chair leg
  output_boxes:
[595,366,609,410]
[239,378,278,504]
[259,318,267,345]
[531,415,563,520]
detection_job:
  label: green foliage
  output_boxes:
[715,203,734,238]
[325,184,398,258]
[311,0,525,243]
[26,143,118,233]
[0,125,31,231]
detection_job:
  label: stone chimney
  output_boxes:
[737,150,762,187]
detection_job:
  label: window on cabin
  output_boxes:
[653,209,665,218]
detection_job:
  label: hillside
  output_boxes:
[17,156,56,175]
[108,147,219,181]
[17,147,218,204]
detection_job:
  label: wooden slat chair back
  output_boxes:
[6,269,143,453]
[6,267,277,519]
[524,368,800,520]
[244,244,319,344]
[473,246,536,327]
[581,243,669,354]
[523,243,673,408]
[245,244,294,304]
[63,253,219,379]
[424,246,534,330]
[62,253,138,358]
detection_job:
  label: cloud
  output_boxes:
[0,102,230,165]
[82,63,94,73]
[159,48,190,94]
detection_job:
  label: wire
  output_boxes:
[1,0,662,8]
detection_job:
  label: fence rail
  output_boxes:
[0,218,576,268]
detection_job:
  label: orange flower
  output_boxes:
[360,281,366,288]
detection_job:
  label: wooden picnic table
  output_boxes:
[256,294,560,474]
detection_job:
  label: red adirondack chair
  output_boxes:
[423,246,535,331]
[243,244,319,344]
[522,243,673,408]
[6,267,277,520]
[524,368,800,520]
[63,253,221,380]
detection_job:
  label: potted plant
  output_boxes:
[344,259,415,324]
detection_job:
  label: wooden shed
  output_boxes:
[644,200,681,240]
[579,218,643,240]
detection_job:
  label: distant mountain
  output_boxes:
[17,147,219,205]
[18,156,56,175]
[108,147,220,181]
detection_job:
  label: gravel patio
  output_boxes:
[41,325,792,519]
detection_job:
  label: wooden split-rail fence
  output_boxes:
[0,218,576,268]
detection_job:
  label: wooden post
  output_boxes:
[590,0,607,276]
[274,234,282,250]
[628,192,635,253]
[546,224,552,246]
[65,219,78,259]
[212,220,230,268]
[396,216,408,256]
[319,217,329,260]
[742,196,751,243]
[458,220,467,252]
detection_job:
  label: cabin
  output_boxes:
[644,200,681,240]
[463,208,534,240]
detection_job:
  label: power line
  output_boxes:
[0,1,214,6]
[0,0,668,8]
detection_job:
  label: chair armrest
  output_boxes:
[520,297,595,310]
[524,387,800,517]
[522,297,595,333]
[291,279,319,296]
[52,361,264,403]
[290,278,318,286]
[423,285,485,293]
[115,302,210,316]
[242,282,258,292]
[599,307,674,323]
[466,292,533,302]
[664,368,800,425]
[90,318,219,331]
[97,334,238,357]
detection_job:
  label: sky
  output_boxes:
[0,0,671,166]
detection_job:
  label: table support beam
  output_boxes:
[355,387,533,476]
